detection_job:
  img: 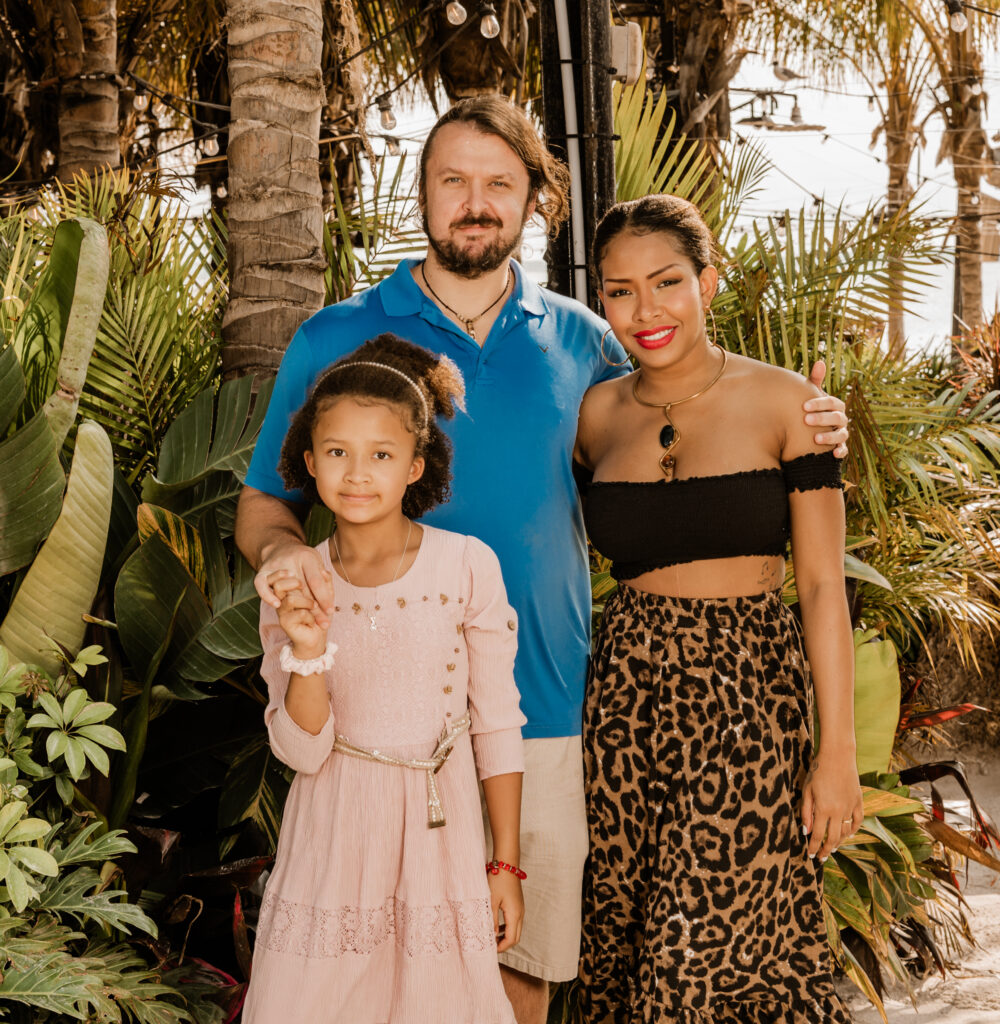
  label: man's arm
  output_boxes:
[237,487,336,626]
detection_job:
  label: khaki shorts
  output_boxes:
[481,735,589,983]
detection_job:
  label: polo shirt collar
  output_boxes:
[379,257,549,320]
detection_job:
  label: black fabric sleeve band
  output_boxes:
[781,450,844,493]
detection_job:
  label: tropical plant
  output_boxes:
[0,643,228,1023]
[4,172,224,483]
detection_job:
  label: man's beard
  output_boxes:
[423,209,529,279]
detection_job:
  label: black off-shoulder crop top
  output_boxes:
[577,451,843,581]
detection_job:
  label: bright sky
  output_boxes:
[724,54,1000,353]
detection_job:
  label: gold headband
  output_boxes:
[318,360,429,429]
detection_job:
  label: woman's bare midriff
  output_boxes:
[620,553,787,599]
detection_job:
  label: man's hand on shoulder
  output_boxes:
[805,359,848,459]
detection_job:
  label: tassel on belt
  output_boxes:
[332,713,472,828]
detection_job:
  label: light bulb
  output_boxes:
[971,81,983,96]
[868,95,875,111]
[387,137,402,157]
[152,100,166,118]
[216,184,227,198]
[790,102,803,124]
[132,91,149,112]
[667,62,680,74]
[478,3,500,38]
[947,0,969,33]
[378,97,396,131]
[203,135,219,157]
[446,1,468,25]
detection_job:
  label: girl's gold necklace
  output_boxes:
[631,347,728,481]
[334,519,413,632]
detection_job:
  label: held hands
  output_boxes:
[801,751,865,862]
[806,360,849,458]
[254,541,335,629]
[271,575,327,660]
[488,868,524,953]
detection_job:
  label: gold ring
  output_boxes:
[842,819,852,825]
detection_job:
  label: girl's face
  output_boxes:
[598,230,718,371]
[304,397,425,524]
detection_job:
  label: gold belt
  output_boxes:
[333,713,472,828]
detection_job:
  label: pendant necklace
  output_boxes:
[334,519,413,631]
[420,261,512,342]
[631,347,729,481]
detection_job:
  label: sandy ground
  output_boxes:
[843,751,1000,1024]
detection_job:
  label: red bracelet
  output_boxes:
[486,859,526,880]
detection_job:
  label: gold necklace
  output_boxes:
[631,347,729,481]
[419,262,511,342]
[334,519,414,632]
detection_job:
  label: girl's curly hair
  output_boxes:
[278,334,466,519]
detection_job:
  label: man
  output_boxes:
[236,96,849,1024]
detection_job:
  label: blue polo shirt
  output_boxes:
[246,258,627,738]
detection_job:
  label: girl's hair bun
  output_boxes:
[425,354,467,415]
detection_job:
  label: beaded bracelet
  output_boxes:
[486,858,527,880]
[279,641,338,675]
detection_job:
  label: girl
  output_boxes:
[243,334,526,1024]
[574,196,862,1023]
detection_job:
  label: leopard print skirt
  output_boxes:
[580,584,852,1024]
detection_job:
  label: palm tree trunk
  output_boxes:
[223,0,326,381]
[52,0,120,179]
[947,25,986,335]
[884,56,915,358]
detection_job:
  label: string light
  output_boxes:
[868,95,876,111]
[947,0,969,33]
[479,2,501,39]
[132,89,149,112]
[386,137,403,157]
[377,95,397,131]
[446,2,468,24]
[202,136,219,157]
[791,101,803,124]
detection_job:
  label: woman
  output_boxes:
[575,195,862,1023]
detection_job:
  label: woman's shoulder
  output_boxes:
[726,352,822,407]
[580,370,633,422]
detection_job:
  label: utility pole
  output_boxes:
[540,0,616,310]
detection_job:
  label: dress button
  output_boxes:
[507,620,516,631]
[443,685,453,694]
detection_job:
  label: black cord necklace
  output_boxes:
[419,261,512,342]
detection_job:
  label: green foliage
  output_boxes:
[8,172,224,483]
[326,152,425,302]
[0,420,114,675]
[0,649,213,1023]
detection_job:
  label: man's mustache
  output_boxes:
[450,215,503,230]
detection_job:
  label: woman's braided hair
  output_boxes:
[278,334,465,519]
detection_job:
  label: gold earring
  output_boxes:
[600,328,630,367]
[706,307,720,348]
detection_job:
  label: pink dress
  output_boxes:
[243,525,525,1024]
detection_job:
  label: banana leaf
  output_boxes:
[0,340,25,435]
[0,421,112,673]
[853,630,902,776]
[37,219,110,449]
[0,410,65,575]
